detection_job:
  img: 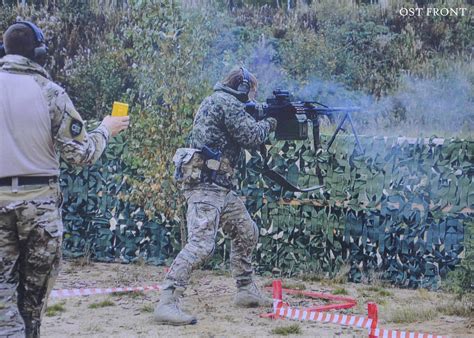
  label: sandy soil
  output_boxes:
[42,261,473,338]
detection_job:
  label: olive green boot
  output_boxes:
[154,287,197,326]
[234,282,273,308]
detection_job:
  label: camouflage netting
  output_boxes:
[61,134,473,288]
[61,134,170,266]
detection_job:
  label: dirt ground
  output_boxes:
[42,261,473,338]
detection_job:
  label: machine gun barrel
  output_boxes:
[308,106,360,116]
[314,107,360,112]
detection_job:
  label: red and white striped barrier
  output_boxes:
[274,304,448,338]
[275,304,373,329]
[266,280,449,338]
[371,329,448,338]
[50,284,161,299]
[262,280,357,319]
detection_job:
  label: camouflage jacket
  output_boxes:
[190,83,276,188]
[0,55,109,174]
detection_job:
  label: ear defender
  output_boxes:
[15,21,48,61]
[237,67,251,95]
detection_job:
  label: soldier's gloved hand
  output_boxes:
[101,115,130,137]
[265,117,277,132]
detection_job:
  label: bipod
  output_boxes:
[327,112,364,155]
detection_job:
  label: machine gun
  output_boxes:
[246,89,363,154]
[245,89,363,192]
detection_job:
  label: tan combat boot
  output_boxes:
[154,287,197,326]
[234,281,273,308]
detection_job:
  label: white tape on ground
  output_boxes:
[50,284,161,298]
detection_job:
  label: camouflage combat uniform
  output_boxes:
[0,55,110,337]
[164,83,277,289]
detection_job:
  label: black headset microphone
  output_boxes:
[0,21,48,61]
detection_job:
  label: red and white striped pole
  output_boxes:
[272,279,283,319]
[367,302,378,338]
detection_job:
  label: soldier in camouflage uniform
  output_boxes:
[0,22,129,337]
[154,67,277,325]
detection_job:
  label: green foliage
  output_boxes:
[364,286,392,297]
[332,288,349,295]
[65,49,134,120]
[141,304,154,313]
[444,219,474,295]
[121,1,215,221]
[46,302,66,317]
[88,299,116,309]
[271,324,302,336]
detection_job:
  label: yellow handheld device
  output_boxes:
[111,101,129,117]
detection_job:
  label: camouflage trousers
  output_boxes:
[0,183,63,338]
[165,183,258,289]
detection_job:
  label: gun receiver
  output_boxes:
[247,89,363,153]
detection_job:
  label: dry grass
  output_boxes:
[132,256,146,267]
[69,246,92,268]
[361,271,389,287]
[388,306,438,324]
[436,297,474,318]
[332,264,351,284]
[300,264,351,286]
[416,288,432,301]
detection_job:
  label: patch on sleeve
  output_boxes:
[70,119,83,137]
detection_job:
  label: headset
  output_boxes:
[237,66,251,96]
[0,21,48,61]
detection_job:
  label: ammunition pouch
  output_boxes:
[173,148,233,186]
[173,148,204,185]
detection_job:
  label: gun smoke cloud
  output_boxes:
[208,34,473,138]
